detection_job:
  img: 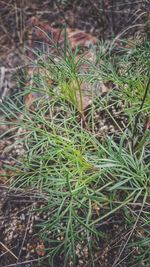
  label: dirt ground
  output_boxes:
[0,0,149,98]
[0,1,149,266]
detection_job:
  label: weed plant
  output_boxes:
[0,38,150,266]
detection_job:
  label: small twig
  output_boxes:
[0,19,13,42]
[16,204,33,264]
[112,193,147,267]
[2,255,49,267]
[110,23,147,50]
[0,244,17,258]
[0,64,29,73]
[0,242,18,260]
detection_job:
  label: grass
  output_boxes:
[0,37,150,266]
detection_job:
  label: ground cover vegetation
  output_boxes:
[0,34,150,267]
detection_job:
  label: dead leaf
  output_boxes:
[27,17,98,52]
[36,243,45,256]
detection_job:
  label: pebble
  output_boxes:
[99,121,105,127]
[100,125,108,131]
[34,215,39,221]
[78,259,84,265]
[109,126,115,133]
[25,252,30,259]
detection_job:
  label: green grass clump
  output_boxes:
[0,39,150,266]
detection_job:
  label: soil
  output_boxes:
[0,0,149,266]
[0,185,143,267]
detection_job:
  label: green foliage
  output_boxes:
[1,39,150,266]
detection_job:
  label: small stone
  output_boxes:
[78,259,84,265]
[100,126,108,131]
[34,215,39,221]
[25,252,30,259]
